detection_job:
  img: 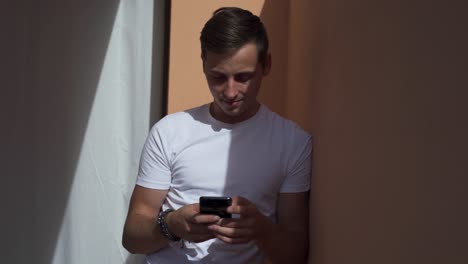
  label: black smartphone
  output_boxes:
[199,196,232,218]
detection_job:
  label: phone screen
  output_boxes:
[199,196,232,218]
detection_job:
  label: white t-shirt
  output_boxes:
[136,104,312,264]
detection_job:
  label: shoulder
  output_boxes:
[150,104,208,133]
[261,105,312,143]
[145,105,211,150]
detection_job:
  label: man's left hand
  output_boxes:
[208,196,273,244]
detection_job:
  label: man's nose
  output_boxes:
[223,78,238,99]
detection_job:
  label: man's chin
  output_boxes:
[222,107,243,117]
[218,102,242,114]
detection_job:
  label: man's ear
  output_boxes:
[263,53,272,76]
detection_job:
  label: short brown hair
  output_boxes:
[200,7,269,66]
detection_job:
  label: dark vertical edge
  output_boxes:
[150,0,171,126]
[162,0,171,117]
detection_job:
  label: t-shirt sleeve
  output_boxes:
[136,124,172,189]
[280,135,312,193]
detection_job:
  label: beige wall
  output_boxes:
[168,0,468,263]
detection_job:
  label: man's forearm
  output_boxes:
[256,224,308,264]
[122,213,171,254]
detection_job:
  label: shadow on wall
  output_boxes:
[257,0,289,117]
[1,1,119,263]
[259,0,316,131]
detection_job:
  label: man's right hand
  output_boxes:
[165,203,220,243]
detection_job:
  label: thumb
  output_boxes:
[231,196,251,206]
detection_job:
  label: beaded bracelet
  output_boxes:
[157,209,181,241]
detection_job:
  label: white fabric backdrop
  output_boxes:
[51,1,154,263]
[1,1,159,263]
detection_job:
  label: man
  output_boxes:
[123,7,311,264]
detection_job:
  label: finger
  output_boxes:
[226,204,243,214]
[231,196,250,206]
[227,204,253,216]
[184,223,216,235]
[229,196,257,215]
[209,225,253,238]
[191,214,220,224]
[215,234,251,244]
[216,218,252,228]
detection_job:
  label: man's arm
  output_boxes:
[122,185,170,253]
[257,192,309,264]
[209,192,309,263]
[122,185,221,254]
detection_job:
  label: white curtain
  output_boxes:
[2,1,159,263]
[52,1,153,263]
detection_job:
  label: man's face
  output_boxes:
[203,42,270,124]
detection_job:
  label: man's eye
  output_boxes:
[210,75,226,81]
[235,73,253,83]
